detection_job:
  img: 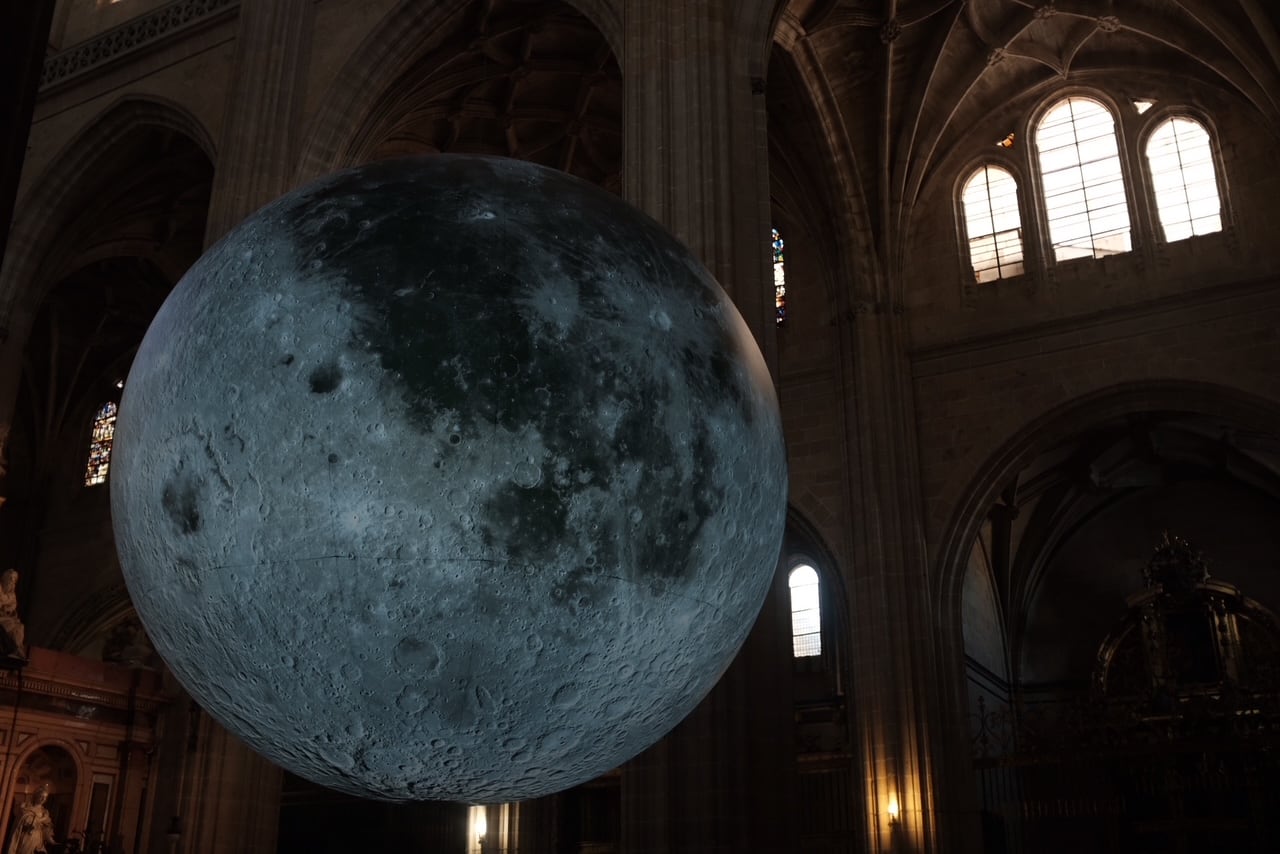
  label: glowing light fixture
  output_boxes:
[469,804,488,852]
[887,793,900,823]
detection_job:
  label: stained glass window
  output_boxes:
[1036,97,1132,261]
[84,401,118,486]
[1146,117,1221,242]
[772,227,787,325]
[962,165,1024,282]
[789,564,821,657]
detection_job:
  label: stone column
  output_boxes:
[187,715,284,854]
[203,0,316,244]
[836,290,975,853]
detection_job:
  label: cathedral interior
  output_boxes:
[3,0,1280,852]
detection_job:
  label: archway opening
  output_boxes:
[1,123,211,647]
[960,406,1280,852]
[5,744,77,850]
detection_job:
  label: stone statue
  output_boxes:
[6,784,54,854]
[0,570,24,658]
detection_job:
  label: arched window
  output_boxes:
[772,227,787,325]
[84,401,118,486]
[1036,97,1132,261]
[1146,117,1222,242]
[961,165,1024,282]
[789,564,821,657]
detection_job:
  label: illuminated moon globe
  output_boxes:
[110,155,787,802]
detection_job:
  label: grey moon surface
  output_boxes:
[110,155,788,802]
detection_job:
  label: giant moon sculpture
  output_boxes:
[111,155,787,802]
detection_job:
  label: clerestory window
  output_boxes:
[962,165,1024,282]
[1145,116,1222,242]
[1036,97,1131,261]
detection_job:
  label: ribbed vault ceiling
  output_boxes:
[350,0,622,190]
[776,0,1280,277]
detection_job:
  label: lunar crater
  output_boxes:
[112,155,786,803]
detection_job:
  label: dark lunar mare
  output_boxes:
[111,155,787,801]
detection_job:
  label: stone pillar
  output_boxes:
[837,293,973,853]
[203,0,316,244]
[617,3,792,851]
[511,795,559,852]
[154,702,282,854]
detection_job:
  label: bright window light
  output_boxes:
[772,227,787,324]
[1036,97,1132,262]
[1146,117,1222,242]
[962,165,1024,282]
[789,564,821,658]
[84,401,118,486]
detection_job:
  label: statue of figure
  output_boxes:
[0,570,24,658]
[6,784,55,854]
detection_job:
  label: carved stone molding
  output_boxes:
[1096,15,1121,33]
[0,669,162,714]
[41,0,239,91]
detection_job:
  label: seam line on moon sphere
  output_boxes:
[195,556,726,615]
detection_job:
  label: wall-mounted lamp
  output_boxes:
[887,793,900,824]
[469,804,488,853]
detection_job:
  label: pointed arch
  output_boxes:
[46,583,135,655]
[782,506,850,678]
[935,381,1280,648]
[737,0,790,78]
[770,18,880,290]
[0,95,215,331]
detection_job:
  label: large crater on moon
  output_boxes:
[111,155,787,801]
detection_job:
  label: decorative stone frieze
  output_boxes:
[40,0,239,91]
